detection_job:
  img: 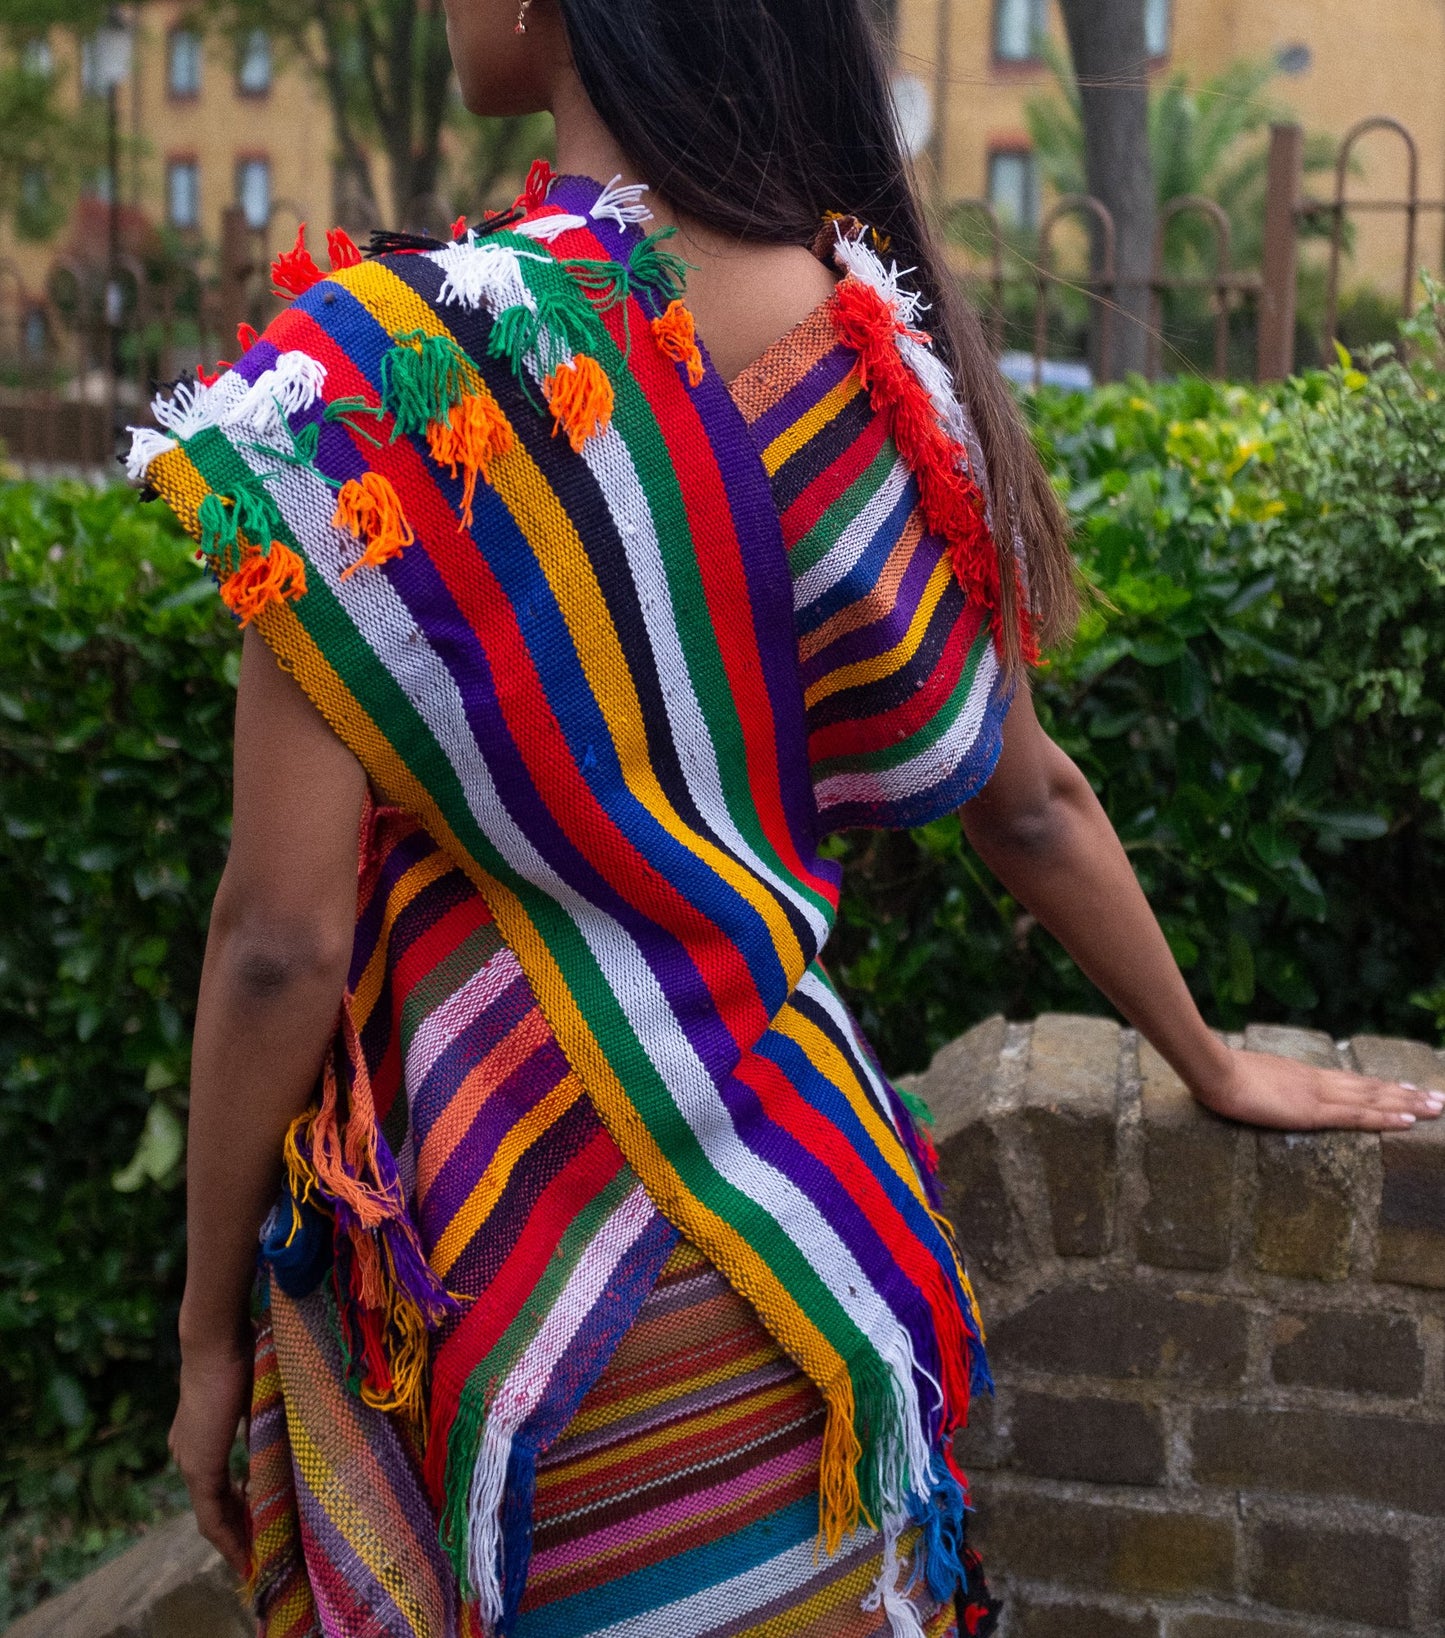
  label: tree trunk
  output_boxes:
[1057,0,1155,380]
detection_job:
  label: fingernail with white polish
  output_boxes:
[1401,1082,1419,1091]
[1427,1095,1445,1112]
[1400,1114,1417,1126]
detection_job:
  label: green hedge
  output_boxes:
[3,300,1444,1610]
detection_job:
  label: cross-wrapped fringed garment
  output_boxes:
[133,165,1021,1638]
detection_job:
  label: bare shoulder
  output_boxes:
[680,239,838,386]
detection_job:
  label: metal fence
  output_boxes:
[2,118,1441,476]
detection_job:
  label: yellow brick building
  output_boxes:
[1,4,341,341]
[895,0,1445,290]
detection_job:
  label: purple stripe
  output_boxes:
[749,343,855,451]
[233,337,279,382]
[798,522,944,689]
[438,1095,606,1302]
[351,824,445,986]
[424,1032,572,1238]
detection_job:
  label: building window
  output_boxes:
[79,35,102,96]
[21,36,53,78]
[236,157,271,229]
[168,159,201,229]
[1145,0,1172,58]
[988,149,1039,231]
[237,29,272,96]
[23,307,48,359]
[994,0,1047,63]
[168,29,202,97]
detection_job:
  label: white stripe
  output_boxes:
[814,641,1000,814]
[466,1183,658,1620]
[794,966,907,1144]
[403,944,523,1095]
[793,456,912,611]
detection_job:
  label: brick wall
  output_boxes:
[911,1015,1445,1637]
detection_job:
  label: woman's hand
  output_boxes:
[1193,1049,1445,1132]
[169,1346,253,1580]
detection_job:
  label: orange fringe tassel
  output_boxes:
[543,354,614,453]
[217,540,308,626]
[652,300,705,387]
[426,393,515,528]
[333,472,415,578]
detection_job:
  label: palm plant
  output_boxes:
[1026,47,1336,273]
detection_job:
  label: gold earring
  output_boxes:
[515,0,533,33]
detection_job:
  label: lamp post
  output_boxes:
[94,6,133,436]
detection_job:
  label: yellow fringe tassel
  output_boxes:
[543,354,615,453]
[217,541,308,626]
[818,1375,865,1555]
[426,393,515,529]
[333,472,415,579]
[652,300,706,387]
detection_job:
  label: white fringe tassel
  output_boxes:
[862,1514,929,1638]
[123,426,178,482]
[590,174,652,229]
[514,213,588,242]
[431,239,536,317]
[150,370,246,439]
[223,351,328,437]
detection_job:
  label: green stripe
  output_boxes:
[790,438,898,578]
[398,920,506,1058]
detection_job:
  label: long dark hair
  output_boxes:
[558,0,1077,672]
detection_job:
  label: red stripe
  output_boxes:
[781,407,891,545]
[280,305,770,1052]
[733,1048,973,1421]
[807,597,987,763]
[550,218,837,911]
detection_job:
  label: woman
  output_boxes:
[147,2,1441,1635]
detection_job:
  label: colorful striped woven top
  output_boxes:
[130,166,1016,1634]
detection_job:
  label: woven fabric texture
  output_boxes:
[134,168,1013,1635]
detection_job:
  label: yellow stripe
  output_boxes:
[431,1071,585,1274]
[350,849,454,1031]
[559,1340,786,1439]
[803,550,952,709]
[339,262,809,994]
[284,1417,433,1632]
[770,1002,934,1214]
[762,369,863,476]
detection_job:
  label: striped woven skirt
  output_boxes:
[249,1241,994,1637]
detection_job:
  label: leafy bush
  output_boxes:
[3,290,1445,1612]
[0,483,234,1616]
[835,300,1445,1068]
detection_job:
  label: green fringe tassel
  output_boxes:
[380,330,470,440]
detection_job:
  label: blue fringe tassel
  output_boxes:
[910,1447,972,1604]
[496,1442,539,1635]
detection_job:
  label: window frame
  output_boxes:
[167,155,202,231]
[992,0,1049,67]
[986,145,1041,233]
[1145,0,1173,60]
[236,28,273,97]
[167,27,202,100]
[235,154,272,230]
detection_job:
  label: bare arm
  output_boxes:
[962,688,1444,1131]
[169,627,367,1574]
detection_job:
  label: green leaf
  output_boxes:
[112,1102,185,1194]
